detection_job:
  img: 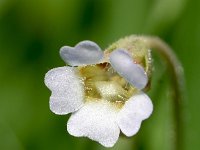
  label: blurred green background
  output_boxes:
[0,0,199,150]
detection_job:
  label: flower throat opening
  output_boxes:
[78,63,137,106]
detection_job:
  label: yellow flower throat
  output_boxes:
[78,63,138,107]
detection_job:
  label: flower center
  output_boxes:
[78,63,138,107]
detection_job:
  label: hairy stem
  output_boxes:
[143,36,185,150]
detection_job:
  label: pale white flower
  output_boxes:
[44,41,153,147]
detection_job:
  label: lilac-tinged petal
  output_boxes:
[109,49,148,90]
[60,41,103,66]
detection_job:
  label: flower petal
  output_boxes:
[60,40,103,66]
[44,67,84,115]
[117,92,153,137]
[67,100,120,147]
[109,49,148,90]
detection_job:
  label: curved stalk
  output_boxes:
[143,36,185,150]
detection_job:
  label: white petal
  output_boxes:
[60,40,103,66]
[117,92,153,137]
[44,67,84,115]
[67,100,120,147]
[109,49,148,90]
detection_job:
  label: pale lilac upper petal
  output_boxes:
[44,66,84,115]
[109,49,148,90]
[60,41,103,66]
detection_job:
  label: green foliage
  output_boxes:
[0,0,199,149]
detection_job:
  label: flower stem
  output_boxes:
[143,36,185,150]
